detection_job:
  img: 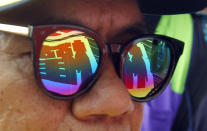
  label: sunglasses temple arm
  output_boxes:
[0,23,31,37]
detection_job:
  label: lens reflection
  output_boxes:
[123,39,171,98]
[38,30,100,96]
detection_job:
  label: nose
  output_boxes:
[72,58,134,120]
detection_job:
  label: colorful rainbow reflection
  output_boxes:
[123,39,171,98]
[123,42,154,98]
[39,30,100,95]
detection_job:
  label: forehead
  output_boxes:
[0,0,142,25]
[0,0,145,41]
[48,0,143,34]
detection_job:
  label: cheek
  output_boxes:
[0,50,70,131]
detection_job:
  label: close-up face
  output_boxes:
[0,0,145,131]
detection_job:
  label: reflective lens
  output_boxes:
[123,39,171,98]
[38,30,100,96]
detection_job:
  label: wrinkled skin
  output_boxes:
[0,0,145,130]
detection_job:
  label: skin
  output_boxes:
[0,0,146,130]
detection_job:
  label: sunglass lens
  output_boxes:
[38,30,100,96]
[123,39,171,99]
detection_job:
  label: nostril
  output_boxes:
[72,91,135,120]
[78,115,108,121]
[74,114,129,124]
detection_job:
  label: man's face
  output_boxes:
[0,0,145,130]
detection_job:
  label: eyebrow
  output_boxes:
[115,22,147,37]
[107,22,148,44]
[46,16,148,34]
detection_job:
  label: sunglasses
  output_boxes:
[0,23,184,102]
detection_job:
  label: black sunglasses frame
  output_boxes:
[32,25,107,100]
[119,35,183,102]
[0,23,184,102]
[31,24,184,102]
